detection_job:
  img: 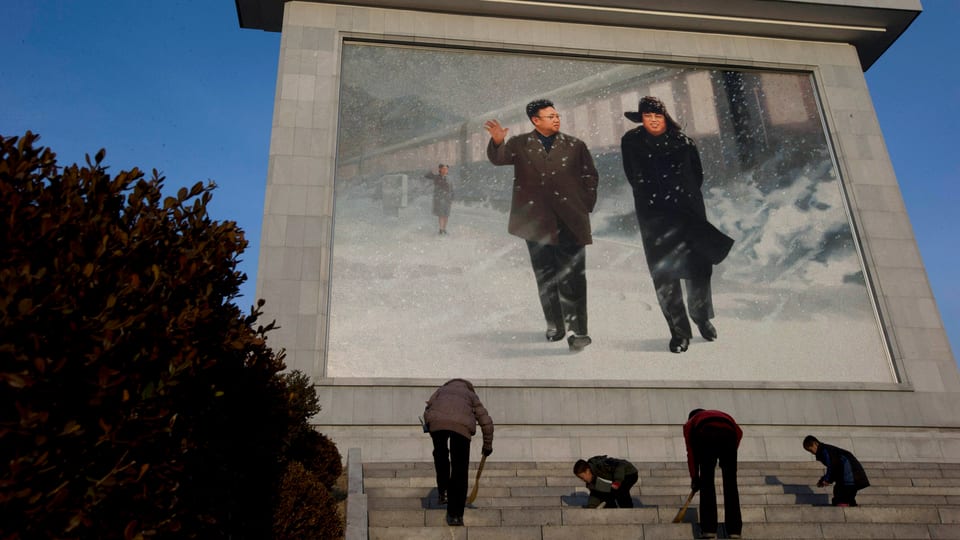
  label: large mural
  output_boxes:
[326,42,894,383]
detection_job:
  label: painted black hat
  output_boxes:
[624,96,667,123]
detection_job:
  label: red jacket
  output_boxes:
[683,410,742,479]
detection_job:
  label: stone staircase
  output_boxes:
[356,460,960,539]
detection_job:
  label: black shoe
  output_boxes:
[696,320,717,341]
[438,490,447,505]
[568,334,592,351]
[446,514,464,526]
[669,337,689,353]
[546,327,565,342]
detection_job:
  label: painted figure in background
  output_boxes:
[573,455,639,508]
[684,408,743,539]
[803,435,870,507]
[484,99,599,352]
[424,163,453,235]
[620,96,734,353]
[423,378,494,527]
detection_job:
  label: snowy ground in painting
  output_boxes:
[327,193,894,383]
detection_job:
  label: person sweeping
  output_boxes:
[423,379,494,527]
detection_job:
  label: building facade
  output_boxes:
[237,0,960,463]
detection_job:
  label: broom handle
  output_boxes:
[466,454,487,504]
[672,490,696,523]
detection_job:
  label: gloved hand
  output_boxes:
[482,446,493,457]
[691,478,700,493]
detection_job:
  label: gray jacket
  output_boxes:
[423,379,494,451]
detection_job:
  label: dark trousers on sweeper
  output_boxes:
[431,430,471,518]
[693,426,742,537]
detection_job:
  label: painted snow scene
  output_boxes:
[326,42,893,383]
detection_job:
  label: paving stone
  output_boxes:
[929,524,960,539]
[501,507,563,526]
[938,507,960,523]
[764,505,846,523]
[543,524,643,539]
[367,509,424,527]
[464,525,544,539]
[474,496,559,508]
[738,523,824,538]
[424,508,501,527]
[819,522,931,538]
[561,507,659,525]
[511,486,586,497]
[640,523,708,539]
[842,506,941,523]
[369,526,467,539]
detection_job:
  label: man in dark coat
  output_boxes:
[803,435,870,506]
[423,379,495,526]
[485,99,599,351]
[573,455,639,508]
[684,409,743,539]
[620,96,733,353]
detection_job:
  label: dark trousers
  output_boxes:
[525,227,587,336]
[431,430,471,518]
[595,472,639,508]
[833,484,860,506]
[693,428,741,536]
[653,276,713,339]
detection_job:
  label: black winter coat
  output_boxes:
[620,127,732,280]
[816,443,870,489]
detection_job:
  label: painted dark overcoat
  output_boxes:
[620,127,733,280]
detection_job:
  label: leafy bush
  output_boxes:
[279,370,342,488]
[273,461,344,540]
[0,132,341,539]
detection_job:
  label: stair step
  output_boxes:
[368,505,956,526]
[360,461,960,537]
[368,523,960,539]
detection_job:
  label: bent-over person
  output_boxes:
[573,455,639,508]
[423,379,494,526]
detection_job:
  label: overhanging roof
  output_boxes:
[234,0,921,70]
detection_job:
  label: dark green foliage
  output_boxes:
[281,369,321,426]
[289,429,344,489]
[279,370,342,488]
[273,461,344,540]
[0,132,341,539]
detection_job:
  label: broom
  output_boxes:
[466,455,487,504]
[672,490,696,523]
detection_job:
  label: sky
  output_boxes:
[2,1,957,364]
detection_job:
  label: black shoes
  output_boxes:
[545,327,566,342]
[446,514,464,526]
[568,334,592,351]
[696,320,717,341]
[438,490,447,505]
[669,337,690,353]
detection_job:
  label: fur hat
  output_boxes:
[624,96,668,123]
